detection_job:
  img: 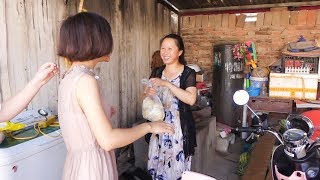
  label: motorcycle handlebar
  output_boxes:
[231,126,284,144]
[231,127,261,133]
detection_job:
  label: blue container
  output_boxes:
[247,87,260,97]
[250,77,268,88]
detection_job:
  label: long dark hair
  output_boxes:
[160,34,186,65]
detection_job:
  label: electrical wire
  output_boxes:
[37,123,61,138]
[7,121,61,140]
[8,124,40,140]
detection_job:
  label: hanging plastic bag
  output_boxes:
[141,79,165,122]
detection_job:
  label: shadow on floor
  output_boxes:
[203,137,243,180]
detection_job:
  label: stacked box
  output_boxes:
[269,73,318,100]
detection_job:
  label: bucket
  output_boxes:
[250,76,268,88]
[247,87,260,97]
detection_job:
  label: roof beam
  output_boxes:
[157,0,180,14]
[180,1,320,15]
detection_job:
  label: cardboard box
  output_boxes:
[269,73,318,100]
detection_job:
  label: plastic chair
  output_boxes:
[181,171,216,180]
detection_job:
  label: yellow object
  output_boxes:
[8,124,39,140]
[78,0,86,12]
[37,115,61,138]
[250,60,257,68]
[38,116,57,128]
[0,122,25,132]
[245,59,257,69]
[7,116,61,140]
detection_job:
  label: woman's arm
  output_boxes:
[77,75,174,151]
[0,63,58,122]
[150,78,197,105]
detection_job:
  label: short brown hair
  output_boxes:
[57,12,113,61]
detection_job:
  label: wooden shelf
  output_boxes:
[247,96,294,126]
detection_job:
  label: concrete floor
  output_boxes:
[204,137,243,180]
[122,109,244,180]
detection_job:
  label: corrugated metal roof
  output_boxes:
[158,0,320,14]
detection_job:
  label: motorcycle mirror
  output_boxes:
[233,90,250,105]
[233,90,262,125]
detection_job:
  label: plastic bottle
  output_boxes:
[260,82,268,96]
[245,73,250,89]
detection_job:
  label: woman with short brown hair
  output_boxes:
[58,12,174,180]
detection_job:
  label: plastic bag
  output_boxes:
[141,79,165,121]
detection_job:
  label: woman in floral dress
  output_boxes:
[144,34,197,180]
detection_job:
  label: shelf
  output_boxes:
[282,50,320,58]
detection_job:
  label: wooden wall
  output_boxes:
[0,0,66,112]
[0,0,177,127]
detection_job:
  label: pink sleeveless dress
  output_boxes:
[58,66,118,180]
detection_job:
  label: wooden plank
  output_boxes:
[298,10,308,25]
[270,7,288,12]
[208,14,215,27]
[228,14,236,29]
[264,12,272,26]
[0,0,69,112]
[221,14,229,28]
[182,16,190,28]
[195,15,202,28]
[190,16,196,28]
[256,13,264,27]
[280,11,290,26]
[316,10,320,25]
[170,12,178,34]
[307,10,317,26]
[214,14,222,28]
[0,0,11,101]
[236,14,246,28]
[31,0,63,111]
[201,15,209,28]
[6,0,29,103]
[290,11,299,25]
[272,11,281,26]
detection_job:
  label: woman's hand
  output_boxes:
[32,62,59,86]
[147,121,175,134]
[144,87,157,97]
[149,78,169,87]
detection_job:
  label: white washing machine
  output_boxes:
[0,130,66,180]
[0,109,66,180]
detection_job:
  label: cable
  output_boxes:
[7,119,61,140]
[37,123,61,138]
[8,124,40,140]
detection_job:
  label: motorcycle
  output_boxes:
[232,90,320,180]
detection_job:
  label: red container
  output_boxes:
[302,110,320,141]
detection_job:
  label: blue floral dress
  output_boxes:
[148,75,191,180]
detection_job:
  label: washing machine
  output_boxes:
[0,129,66,180]
[0,110,66,180]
